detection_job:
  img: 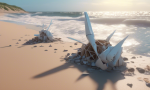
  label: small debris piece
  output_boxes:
[74,43,77,45]
[67,53,70,56]
[131,61,134,63]
[70,46,72,47]
[131,56,136,59]
[54,49,57,50]
[49,45,52,47]
[136,67,145,73]
[140,56,142,58]
[18,39,21,41]
[9,45,11,47]
[16,42,19,44]
[45,50,48,51]
[123,57,128,61]
[128,68,135,73]
[40,45,43,47]
[34,46,37,47]
[127,83,133,88]
[63,50,68,52]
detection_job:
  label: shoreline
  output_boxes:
[0,21,150,90]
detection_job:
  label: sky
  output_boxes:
[0,0,150,11]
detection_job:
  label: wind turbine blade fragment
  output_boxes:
[84,12,98,56]
[47,20,53,31]
[106,35,129,62]
[106,30,116,42]
[67,37,85,44]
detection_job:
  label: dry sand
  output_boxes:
[0,20,150,90]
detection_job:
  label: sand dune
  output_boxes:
[0,20,150,90]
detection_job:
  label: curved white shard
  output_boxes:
[106,30,116,42]
[99,46,111,63]
[42,20,53,40]
[67,37,85,44]
[106,35,129,62]
[112,47,122,67]
[45,31,53,41]
[84,12,98,56]
[47,20,53,31]
[95,58,108,70]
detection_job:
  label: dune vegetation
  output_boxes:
[0,2,25,12]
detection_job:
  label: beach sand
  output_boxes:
[0,20,150,90]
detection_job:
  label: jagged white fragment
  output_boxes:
[106,30,116,42]
[112,47,123,67]
[95,58,108,70]
[99,46,111,63]
[84,12,98,56]
[106,35,129,62]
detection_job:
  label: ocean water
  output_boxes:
[0,11,150,57]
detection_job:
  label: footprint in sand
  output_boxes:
[24,39,28,41]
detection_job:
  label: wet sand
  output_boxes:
[0,21,150,90]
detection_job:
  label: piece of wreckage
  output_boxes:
[66,12,129,70]
[24,20,61,45]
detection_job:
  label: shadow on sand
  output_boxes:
[32,62,125,90]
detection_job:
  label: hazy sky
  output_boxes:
[0,0,150,11]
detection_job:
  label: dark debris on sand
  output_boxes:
[123,57,128,61]
[23,31,61,45]
[127,83,133,88]
[136,67,145,73]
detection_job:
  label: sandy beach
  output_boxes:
[0,18,150,90]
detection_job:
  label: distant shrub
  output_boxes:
[8,6,15,11]
[4,6,8,11]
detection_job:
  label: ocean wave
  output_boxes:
[35,12,43,14]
